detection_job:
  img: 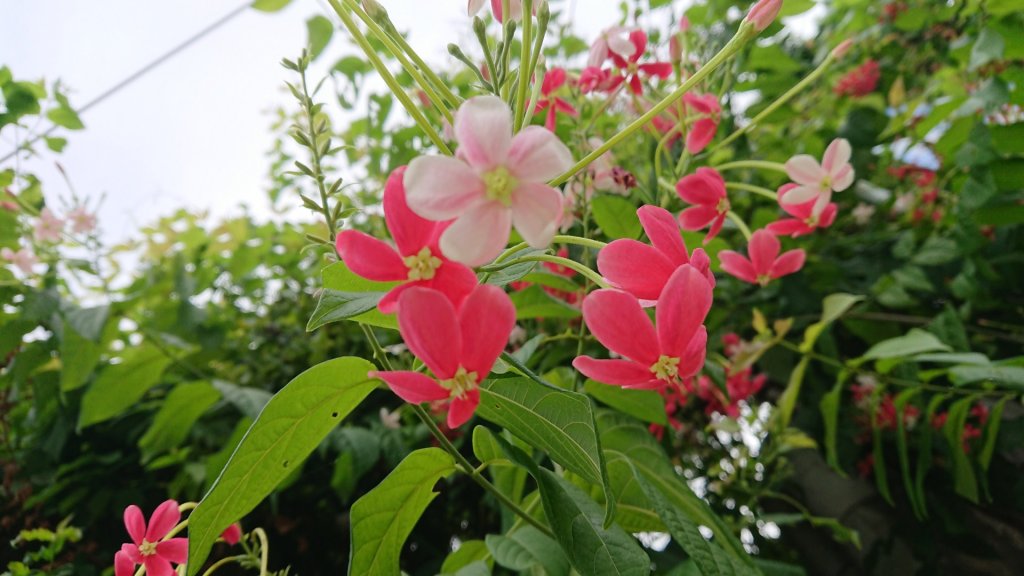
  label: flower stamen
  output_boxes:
[439,366,479,400]
[483,166,517,206]
[650,355,681,381]
[403,246,443,280]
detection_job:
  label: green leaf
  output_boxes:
[870,389,894,505]
[914,394,949,517]
[307,289,387,330]
[819,372,848,474]
[979,396,1009,500]
[603,453,665,532]
[139,381,220,459]
[949,365,1024,390]
[483,247,543,287]
[349,448,456,575]
[861,329,951,361]
[509,284,581,320]
[441,540,493,574]
[591,195,641,240]
[774,357,808,432]
[309,262,398,331]
[45,136,67,152]
[800,293,863,353]
[893,389,925,518]
[78,346,173,428]
[911,236,959,266]
[584,380,668,425]
[45,95,84,130]
[186,357,377,574]
[476,377,614,523]
[969,28,1005,71]
[943,396,980,503]
[306,15,334,60]
[251,0,293,11]
[64,304,109,341]
[486,527,570,575]
[59,325,101,392]
[778,0,814,17]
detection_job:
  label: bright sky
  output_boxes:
[1,1,819,244]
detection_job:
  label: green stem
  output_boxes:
[726,211,753,241]
[714,160,787,173]
[199,556,248,576]
[297,64,338,240]
[513,0,533,129]
[486,254,608,288]
[550,22,758,186]
[328,0,452,154]
[360,323,394,371]
[253,527,270,576]
[713,52,837,152]
[725,181,779,200]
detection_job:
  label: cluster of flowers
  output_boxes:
[888,163,944,223]
[834,59,880,98]
[113,500,241,576]
[0,202,97,274]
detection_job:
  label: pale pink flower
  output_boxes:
[782,138,855,217]
[404,95,573,266]
[718,229,806,286]
[745,0,783,32]
[1,247,38,274]
[574,265,712,390]
[67,206,98,234]
[766,184,838,237]
[373,284,516,428]
[468,0,542,22]
[114,500,187,576]
[33,208,64,243]
[588,26,638,68]
[379,407,402,430]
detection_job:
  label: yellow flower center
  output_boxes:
[756,274,772,286]
[403,246,443,281]
[139,540,158,556]
[716,197,730,214]
[804,214,819,227]
[650,355,681,381]
[821,174,832,190]
[483,166,517,206]
[439,366,479,400]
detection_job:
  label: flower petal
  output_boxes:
[375,370,450,403]
[122,543,144,564]
[383,166,440,256]
[780,184,820,206]
[675,167,725,205]
[597,239,676,301]
[770,249,806,279]
[765,218,811,238]
[639,62,673,79]
[335,231,407,281]
[831,164,855,191]
[145,500,180,542]
[656,265,713,358]
[638,205,688,265]
[405,155,485,221]
[439,202,512,267]
[819,203,838,228]
[396,286,461,378]
[507,126,574,183]
[822,138,851,174]
[425,260,479,310]
[582,289,659,365]
[678,205,719,232]
[748,230,780,276]
[677,326,708,379]
[448,390,480,428]
[143,556,176,576]
[115,551,136,576]
[685,119,717,154]
[784,155,826,186]
[455,95,513,170]
[511,183,563,249]
[718,251,757,284]
[459,285,515,378]
[156,538,188,564]
[572,356,655,387]
[123,505,146,546]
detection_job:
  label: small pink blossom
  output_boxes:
[373,284,515,428]
[379,407,402,429]
[573,265,712,390]
[718,229,806,286]
[534,68,578,131]
[578,66,618,94]
[852,203,875,225]
[676,167,730,243]
[745,0,783,32]
[766,184,838,237]
[588,26,638,68]
[782,138,855,217]
[336,167,478,313]
[33,208,64,243]
[682,93,721,154]
[608,30,673,96]
[67,206,98,234]
[1,247,38,274]
[114,500,187,576]
[221,523,242,545]
[598,205,713,303]
[404,95,573,267]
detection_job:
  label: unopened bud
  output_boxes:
[745,0,783,32]
[362,0,386,19]
[831,39,853,59]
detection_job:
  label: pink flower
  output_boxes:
[608,31,673,96]
[67,206,98,234]
[578,66,618,94]
[33,208,64,243]
[336,167,478,313]
[573,265,712,390]
[834,60,880,97]
[534,68,578,131]
[373,284,515,428]
[221,523,242,545]
[1,247,38,274]
[588,26,638,68]
[682,93,720,154]
[782,138,855,217]
[745,0,783,32]
[598,205,713,302]
[114,500,188,576]
[468,0,541,22]
[718,229,806,286]
[404,95,573,266]
[676,167,730,243]
[766,184,838,237]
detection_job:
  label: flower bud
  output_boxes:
[831,39,853,59]
[362,0,386,19]
[745,0,783,32]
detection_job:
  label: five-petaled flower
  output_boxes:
[718,229,806,286]
[534,68,578,131]
[782,138,855,217]
[588,26,637,67]
[33,208,64,243]
[373,284,515,428]
[598,205,713,303]
[114,500,187,576]
[766,183,838,237]
[336,167,477,313]
[404,95,573,267]
[608,30,673,95]
[574,265,712,389]
[676,167,730,243]
[67,206,98,234]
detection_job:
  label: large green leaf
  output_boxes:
[585,380,667,425]
[308,262,398,331]
[949,365,1024,390]
[486,526,570,575]
[78,346,173,429]
[591,195,641,240]
[139,381,221,459]
[441,540,493,574]
[59,324,102,392]
[860,329,951,362]
[476,376,615,523]
[186,357,377,574]
[306,15,334,60]
[348,448,456,575]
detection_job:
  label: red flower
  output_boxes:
[578,66,618,94]
[766,184,838,237]
[676,167,730,243]
[534,68,579,130]
[834,60,880,97]
[718,229,806,286]
[608,31,673,96]
[682,93,721,154]
[335,167,478,313]
[221,523,242,545]
[114,500,188,576]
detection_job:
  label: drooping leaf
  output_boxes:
[486,526,570,575]
[139,381,221,459]
[893,388,925,518]
[306,15,334,60]
[78,346,173,429]
[943,396,981,503]
[309,261,398,331]
[349,448,456,576]
[186,357,377,574]
[819,371,849,474]
[799,293,863,354]
[949,365,1024,391]
[978,396,1009,500]
[59,325,102,392]
[861,329,951,362]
